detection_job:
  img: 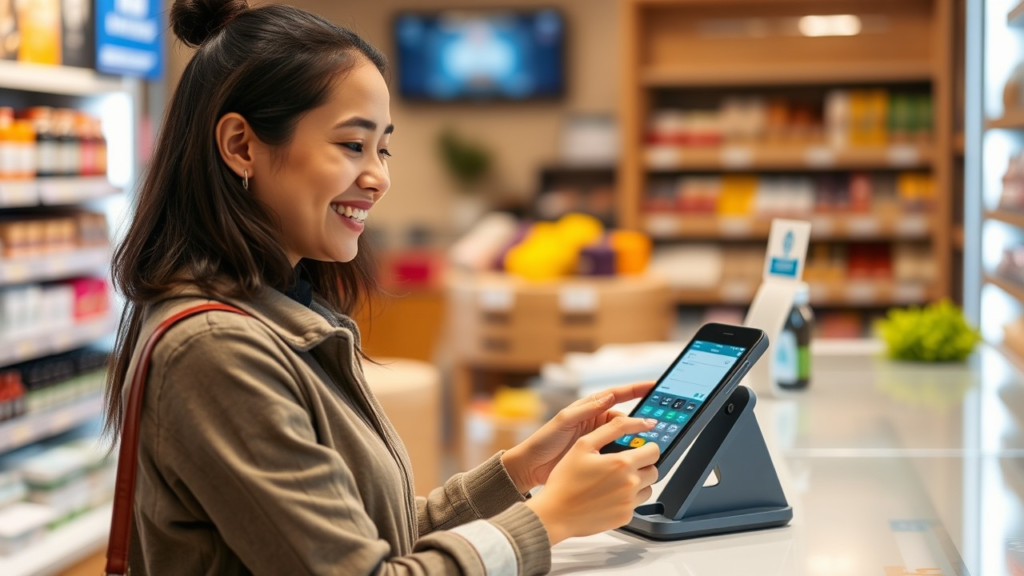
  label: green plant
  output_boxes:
[438,129,491,193]
[875,300,981,362]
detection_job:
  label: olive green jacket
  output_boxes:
[122,287,550,575]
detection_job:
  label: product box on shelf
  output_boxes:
[0,0,95,67]
[0,501,55,556]
[0,347,108,420]
[447,272,673,367]
[18,439,114,520]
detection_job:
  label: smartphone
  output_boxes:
[600,323,768,475]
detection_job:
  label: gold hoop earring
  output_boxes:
[242,169,249,191]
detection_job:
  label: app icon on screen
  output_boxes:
[618,435,632,445]
[667,425,679,433]
[675,413,689,423]
[684,402,697,412]
[666,411,678,420]
[640,405,654,415]
[660,397,673,406]
[672,399,685,409]
[650,395,662,404]
[630,437,646,447]
[655,422,667,430]
[654,409,665,417]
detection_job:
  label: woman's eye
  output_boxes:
[380,149,392,158]
[341,142,363,153]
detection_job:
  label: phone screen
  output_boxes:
[612,340,747,451]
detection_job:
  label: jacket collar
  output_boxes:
[153,284,359,352]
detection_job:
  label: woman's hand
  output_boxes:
[501,381,655,493]
[524,416,661,545]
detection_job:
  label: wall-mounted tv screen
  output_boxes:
[394,9,565,102]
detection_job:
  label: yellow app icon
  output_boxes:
[629,437,646,448]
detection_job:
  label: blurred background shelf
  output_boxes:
[644,213,933,240]
[1009,0,1024,26]
[0,61,130,95]
[672,280,930,307]
[0,315,117,368]
[0,392,103,454]
[640,61,934,87]
[985,110,1024,129]
[0,178,120,208]
[644,144,934,172]
[0,247,110,286]
[0,503,112,576]
[986,209,1024,228]
[987,274,1024,304]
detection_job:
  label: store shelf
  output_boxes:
[0,503,111,576]
[641,61,934,88]
[986,110,1024,130]
[0,178,120,208]
[987,274,1024,304]
[672,280,930,307]
[0,60,130,96]
[0,392,103,454]
[986,209,1024,229]
[0,246,110,286]
[1010,1,1024,27]
[0,315,117,368]
[644,213,932,241]
[644,144,933,172]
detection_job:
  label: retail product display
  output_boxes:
[453,213,653,281]
[875,300,981,363]
[998,151,1024,211]
[653,242,934,290]
[775,285,814,390]
[0,107,108,180]
[0,212,108,258]
[997,245,1024,287]
[0,277,108,337]
[0,348,107,422]
[0,436,115,556]
[645,172,934,217]
[647,90,933,148]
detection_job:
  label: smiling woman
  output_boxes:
[100,1,661,575]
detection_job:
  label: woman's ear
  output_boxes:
[215,112,255,179]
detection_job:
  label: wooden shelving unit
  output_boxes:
[645,144,934,172]
[986,209,1024,228]
[641,61,934,88]
[672,279,931,307]
[1009,0,1024,26]
[987,274,1024,304]
[620,0,954,318]
[985,110,1024,129]
[644,212,933,240]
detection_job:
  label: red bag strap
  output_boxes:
[105,303,249,576]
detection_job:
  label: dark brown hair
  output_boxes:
[104,0,387,439]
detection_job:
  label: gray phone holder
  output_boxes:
[620,386,792,541]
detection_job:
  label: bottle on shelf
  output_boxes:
[775,283,814,391]
[25,107,59,178]
[53,108,81,177]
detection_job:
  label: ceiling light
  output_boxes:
[798,15,862,37]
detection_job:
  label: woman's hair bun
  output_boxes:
[171,0,250,48]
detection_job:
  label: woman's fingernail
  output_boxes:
[600,393,615,404]
[644,418,658,426]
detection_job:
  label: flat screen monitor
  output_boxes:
[394,9,565,102]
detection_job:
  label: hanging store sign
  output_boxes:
[95,0,163,79]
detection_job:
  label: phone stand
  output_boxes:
[620,386,792,541]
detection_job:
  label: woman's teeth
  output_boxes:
[331,204,368,223]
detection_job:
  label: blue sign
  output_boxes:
[96,0,163,79]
